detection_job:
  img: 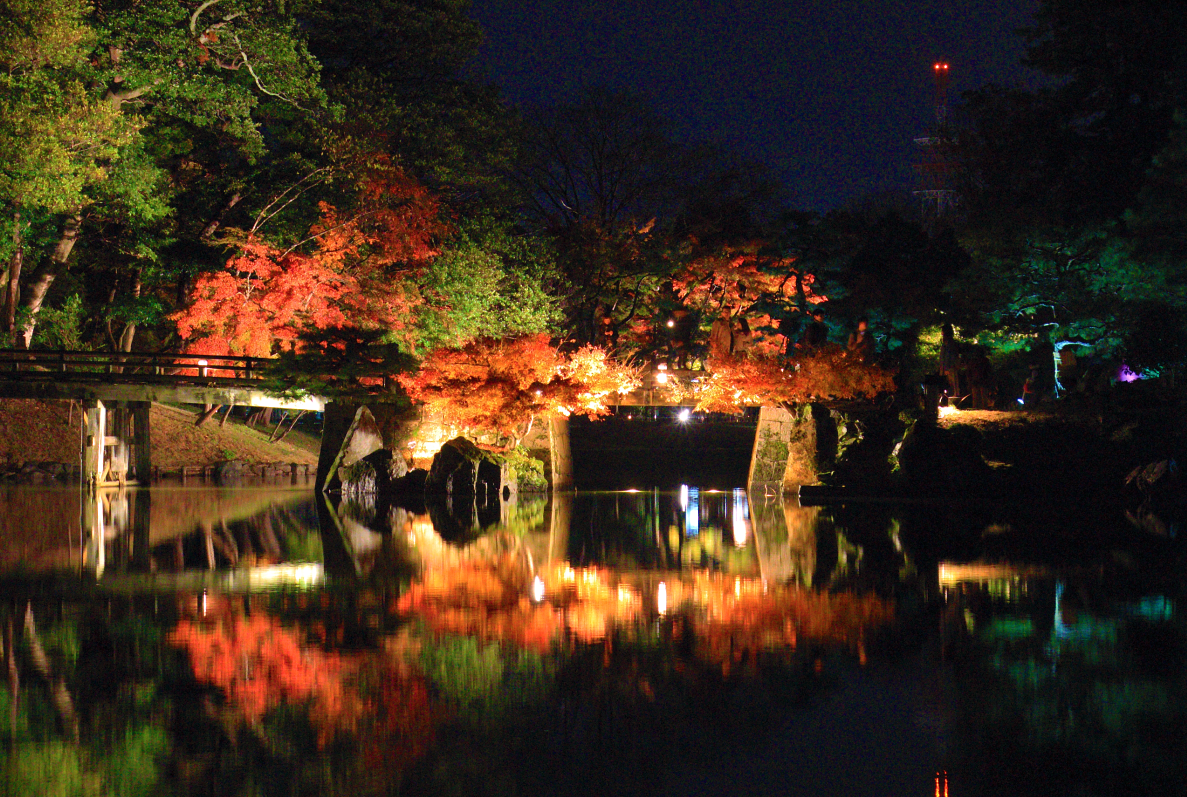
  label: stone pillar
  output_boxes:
[82,400,106,493]
[748,405,828,495]
[110,405,131,486]
[548,416,573,491]
[316,402,357,492]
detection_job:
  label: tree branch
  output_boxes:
[189,0,229,36]
[232,33,309,111]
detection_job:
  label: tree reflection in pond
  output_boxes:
[11,483,1183,794]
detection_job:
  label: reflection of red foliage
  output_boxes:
[168,613,357,744]
[686,579,892,674]
[362,672,440,772]
[397,563,564,653]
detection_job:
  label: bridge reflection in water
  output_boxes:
[64,484,832,600]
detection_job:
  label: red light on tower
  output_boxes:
[932,60,951,126]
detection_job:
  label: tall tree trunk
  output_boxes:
[4,615,18,737]
[201,191,242,241]
[118,267,143,352]
[18,214,82,349]
[3,211,22,342]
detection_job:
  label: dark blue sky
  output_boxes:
[467,0,1041,211]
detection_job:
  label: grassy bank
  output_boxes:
[0,399,321,472]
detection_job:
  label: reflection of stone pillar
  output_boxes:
[82,400,106,493]
[105,489,130,571]
[749,494,820,588]
[548,416,573,491]
[783,502,819,588]
[131,488,152,571]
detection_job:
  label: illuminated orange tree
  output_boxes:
[695,344,897,414]
[397,334,640,439]
[670,244,827,356]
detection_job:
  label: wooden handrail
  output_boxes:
[0,349,274,383]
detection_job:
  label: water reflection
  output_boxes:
[0,483,1183,795]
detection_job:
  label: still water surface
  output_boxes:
[0,482,1183,796]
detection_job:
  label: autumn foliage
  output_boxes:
[174,163,444,358]
[695,344,897,414]
[669,246,827,356]
[397,334,641,435]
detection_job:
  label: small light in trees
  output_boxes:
[666,319,675,328]
[655,371,669,384]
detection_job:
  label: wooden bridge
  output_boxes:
[0,349,324,410]
[0,349,325,490]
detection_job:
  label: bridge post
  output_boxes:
[82,400,106,492]
[131,402,152,483]
[110,405,132,485]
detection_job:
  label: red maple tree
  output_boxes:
[174,161,444,358]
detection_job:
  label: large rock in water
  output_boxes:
[895,420,990,494]
[322,405,385,492]
[425,437,482,497]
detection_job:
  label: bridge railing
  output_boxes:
[0,349,267,384]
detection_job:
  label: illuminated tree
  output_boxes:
[173,161,444,357]
[397,334,641,439]
[694,345,897,414]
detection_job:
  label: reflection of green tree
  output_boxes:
[0,605,172,797]
[496,497,547,539]
[419,633,553,717]
[961,599,1187,795]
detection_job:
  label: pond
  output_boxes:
[0,479,1183,797]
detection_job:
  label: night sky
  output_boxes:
[467,0,1042,211]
